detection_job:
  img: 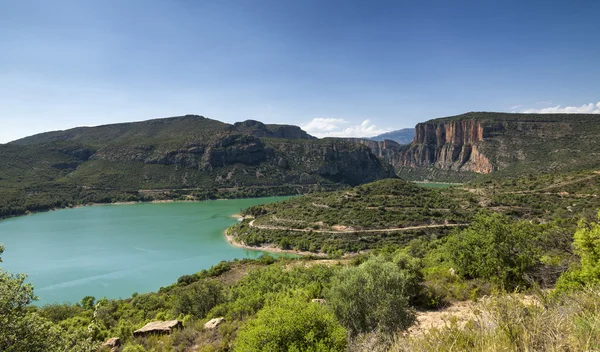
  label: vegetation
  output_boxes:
[229,172,600,255]
[2,191,600,351]
[0,115,394,220]
[326,256,415,335]
[0,245,98,352]
[234,293,347,352]
[5,113,600,350]
[443,213,543,290]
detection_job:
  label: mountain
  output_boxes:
[369,128,415,145]
[340,138,404,171]
[396,112,600,178]
[0,115,396,218]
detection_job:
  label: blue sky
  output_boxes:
[1,0,599,142]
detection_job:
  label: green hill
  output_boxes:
[228,169,600,254]
[0,115,395,218]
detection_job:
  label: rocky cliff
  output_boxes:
[398,119,494,173]
[341,138,404,170]
[396,112,600,176]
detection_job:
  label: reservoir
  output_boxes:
[0,197,288,305]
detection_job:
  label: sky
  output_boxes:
[1,0,599,142]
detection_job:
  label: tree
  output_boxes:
[174,280,223,318]
[443,213,542,290]
[80,296,96,310]
[556,212,600,291]
[234,292,347,352]
[325,256,415,335]
[0,245,98,352]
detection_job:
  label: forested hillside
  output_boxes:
[0,115,395,219]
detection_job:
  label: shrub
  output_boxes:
[206,261,232,277]
[443,213,542,290]
[234,292,347,352]
[556,211,600,291]
[326,256,415,335]
[174,280,224,319]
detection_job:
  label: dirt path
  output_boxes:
[247,219,468,234]
[408,301,476,336]
[408,294,542,336]
[501,172,600,195]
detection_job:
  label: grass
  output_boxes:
[392,289,600,351]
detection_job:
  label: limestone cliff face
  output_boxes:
[399,120,495,173]
[341,138,403,169]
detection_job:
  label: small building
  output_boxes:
[133,320,183,338]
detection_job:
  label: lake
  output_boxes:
[0,197,289,305]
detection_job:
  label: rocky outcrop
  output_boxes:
[398,120,495,173]
[7,114,398,190]
[341,138,404,169]
[233,120,314,139]
[270,139,397,186]
[204,317,225,330]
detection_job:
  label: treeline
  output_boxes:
[0,183,346,220]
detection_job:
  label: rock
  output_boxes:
[133,320,183,337]
[398,119,495,174]
[102,337,120,352]
[341,138,404,169]
[233,120,315,139]
[204,317,225,330]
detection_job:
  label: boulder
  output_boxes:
[102,337,120,352]
[204,317,225,330]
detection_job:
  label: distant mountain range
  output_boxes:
[369,128,415,144]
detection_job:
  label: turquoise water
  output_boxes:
[0,198,288,305]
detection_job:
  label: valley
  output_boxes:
[3,112,600,352]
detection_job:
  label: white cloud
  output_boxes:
[522,101,600,114]
[301,118,390,138]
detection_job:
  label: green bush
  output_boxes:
[443,213,542,290]
[326,256,415,335]
[174,280,224,318]
[234,292,347,352]
[206,261,232,277]
[556,211,600,292]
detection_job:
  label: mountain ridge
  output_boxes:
[0,114,395,219]
[369,128,415,144]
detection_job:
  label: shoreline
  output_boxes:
[0,195,293,222]
[224,231,327,257]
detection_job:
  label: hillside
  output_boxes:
[229,178,478,252]
[0,115,395,218]
[397,112,600,179]
[370,128,415,144]
[228,169,600,254]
